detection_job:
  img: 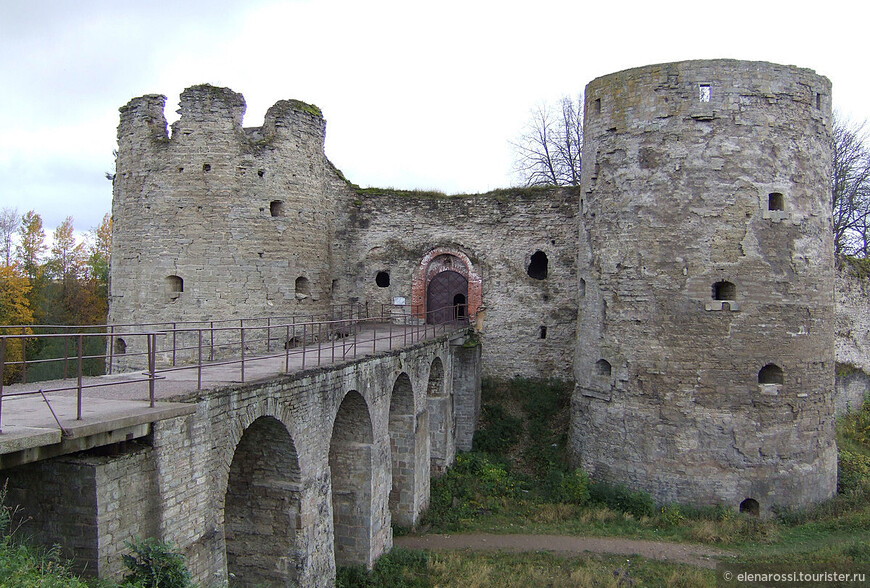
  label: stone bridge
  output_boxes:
[1,325,480,587]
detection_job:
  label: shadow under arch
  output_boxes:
[225,415,302,586]
[329,390,374,567]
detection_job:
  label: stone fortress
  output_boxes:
[110,58,869,523]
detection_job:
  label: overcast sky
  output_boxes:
[1,0,869,234]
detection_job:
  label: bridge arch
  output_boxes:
[388,372,425,527]
[224,415,302,586]
[329,389,374,567]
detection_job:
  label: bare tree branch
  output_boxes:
[511,95,583,187]
[832,113,870,258]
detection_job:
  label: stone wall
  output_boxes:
[835,261,870,414]
[338,187,579,379]
[572,59,837,513]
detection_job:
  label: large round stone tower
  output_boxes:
[572,60,836,513]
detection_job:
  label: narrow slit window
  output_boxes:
[768,192,784,211]
[539,326,547,339]
[699,84,711,103]
[594,98,601,114]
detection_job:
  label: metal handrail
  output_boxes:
[0,303,471,434]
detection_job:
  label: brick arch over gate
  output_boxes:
[411,247,482,321]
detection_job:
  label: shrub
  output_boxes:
[838,450,870,494]
[122,537,192,588]
[548,468,590,505]
[472,404,522,454]
[589,480,655,518]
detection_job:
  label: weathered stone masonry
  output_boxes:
[4,337,479,586]
[573,60,837,512]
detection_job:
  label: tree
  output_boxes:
[0,264,34,383]
[16,211,47,281]
[832,114,870,258]
[86,213,112,286]
[512,94,583,187]
[46,216,85,283]
[0,207,17,267]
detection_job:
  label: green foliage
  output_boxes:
[589,480,655,519]
[122,537,192,588]
[841,255,870,280]
[421,453,524,531]
[0,484,92,588]
[471,404,522,454]
[549,468,590,505]
[836,397,870,495]
[285,99,323,117]
[840,397,870,447]
[336,549,429,588]
[838,450,870,494]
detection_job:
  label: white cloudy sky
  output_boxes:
[1,0,869,233]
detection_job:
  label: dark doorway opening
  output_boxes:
[453,293,467,320]
[427,270,468,324]
[739,498,760,517]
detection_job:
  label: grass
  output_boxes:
[338,548,714,588]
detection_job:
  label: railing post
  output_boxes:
[148,333,156,408]
[197,329,203,390]
[266,317,272,353]
[76,334,83,420]
[107,324,114,375]
[21,326,26,384]
[240,326,245,383]
[302,324,307,370]
[389,319,393,350]
[210,321,215,361]
[172,322,177,367]
[317,322,322,366]
[285,325,290,373]
[0,337,5,434]
[372,322,377,354]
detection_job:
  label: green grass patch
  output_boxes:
[339,548,714,588]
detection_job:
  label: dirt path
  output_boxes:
[394,533,732,569]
